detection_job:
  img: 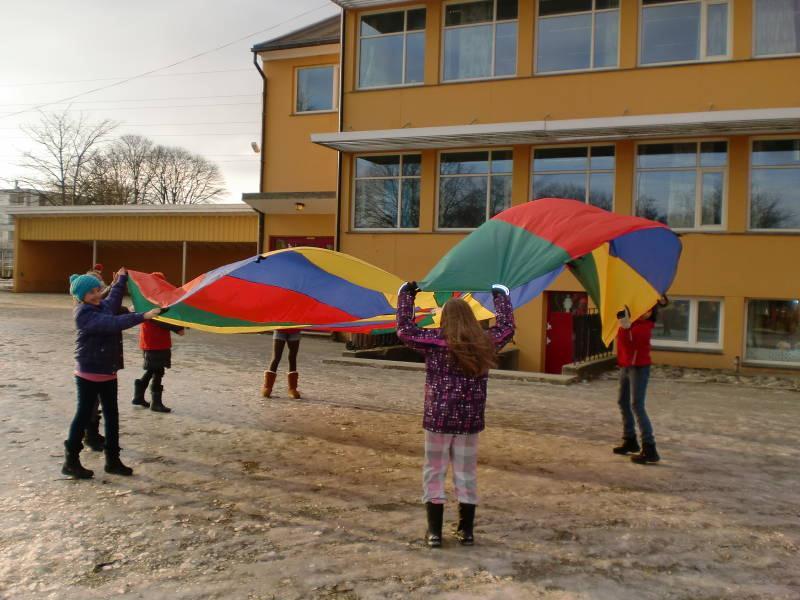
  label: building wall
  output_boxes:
[15,240,93,293]
[262,214,336,249]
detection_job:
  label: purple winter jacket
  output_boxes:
[396,287,515,435]
[74,274,144,375]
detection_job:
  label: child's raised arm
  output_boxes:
[101,267,129,314]
[76,307,160,335]
[396,282,444,352]
[488,285,515,350]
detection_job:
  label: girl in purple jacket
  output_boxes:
[396,281,515,548]
[64,268,161,480]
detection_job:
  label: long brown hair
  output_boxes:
[441,298,497,378]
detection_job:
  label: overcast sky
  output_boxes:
[0,0,340,202]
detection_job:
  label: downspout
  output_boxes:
[253,50,267,255]
[334,9,345,252]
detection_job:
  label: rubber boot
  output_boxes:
[61,441,93,479]
[261,370,277,398]
[425,502,444,548]
[150,384,171,413]
[287,372,302,399]
[612,437,640,455]
[455,503,476,546]
[631,442,661,464]
[132,379,150,408]
[83,417,105,452]
[104,449,133,476]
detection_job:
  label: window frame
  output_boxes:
[638,0,733,68]
[533,0,621,76]
[293,64,339,115]
[356,5,428,91]
[652,296,725,351]
[752,0,800,59]
[529,143,616,210]
[351,152,423,232]
[441,0,519,83]
[435,147,514,231]
[633,138,729,232]
[743,298,800,368]
[748,134,800,233]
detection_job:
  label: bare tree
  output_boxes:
[18,110,117,205]
[145,145,225,205]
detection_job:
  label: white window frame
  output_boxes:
[638,0,733,67]
[436,147,513,231]
[652,297,724,351]
[743,298,800,368]
[534,0,621,75]
[752,0,800,58]
[441,0,519,83]
[634,138,728,232]
[530,143,616,210]
[294,64,338,115]
[748,134,800,233]
[352,152,422,232]
[356,6,427,90]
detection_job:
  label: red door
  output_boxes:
[269,236,335,251]
[545,291,589,374]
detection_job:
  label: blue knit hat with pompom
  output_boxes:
[69,274,102,302]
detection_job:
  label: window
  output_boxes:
[640,0,730,65]
[359,8,426,89]
[443,0,518,81]
[531,145,614,210]
[635,141,727,229]
[438,150,512,229]
[354,154,421,229]
[754,0,800,56]
[295,66,336,113]
[536,0,619,73]
[750,138,800,230]
[653,298,723,349]
[745,299,800,367]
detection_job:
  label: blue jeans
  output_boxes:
[617,366,655,445]
[67,377,120,453]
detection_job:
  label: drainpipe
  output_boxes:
[253,50,267,255]
[334,9,345,252]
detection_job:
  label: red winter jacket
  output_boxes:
[139,320,182,351]
[616,319,654,367]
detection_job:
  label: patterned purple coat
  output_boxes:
[396,287,515,434]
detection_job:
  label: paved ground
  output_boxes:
[1,293,799,600]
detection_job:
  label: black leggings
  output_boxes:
[68,378,119,453]
[269,339,300,372]
[141,368,165,389]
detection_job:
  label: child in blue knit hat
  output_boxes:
[63,268,161,479]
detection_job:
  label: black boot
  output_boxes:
[83,413,105,452]
[631,442,660,464]
[104,450,134,476]
[455,503,476,546]
[425,502,444,548]
[150,384,171,413]
[61,441,93,479]
[132,379,150,408]
[613,437,640,455]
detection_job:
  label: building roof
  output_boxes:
[6,203,254,217]
[252,15,340,53]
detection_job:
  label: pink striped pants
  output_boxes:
[422,430,479,505]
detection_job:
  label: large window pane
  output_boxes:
[534,147,588,171]
[654,300,691,342]
[594,10,619,68]
[754,0,800,56]
[359,36,404,88]
[641,3,701,64]
[296,67,334,112]
[589,172,614,211]
[706,2,728,57]
[491,150,514,173]
[355,179,398,228]
[444,25,493,80]
[590,145,615,170]
[746,300,800,365]
[402,154,422,176]
[490,175,512,216]
[405,31,425,83]
[445,1,494,26]
[750,169,800,229]
[361,12,405,36]
[439,176,489,228]
[752,139,800,166]
[441,151,490,175]
[533,172,586,201]
[537,13,592,72]
[697,300,721,344]
[700,141,728,167]
[637,170,696,228]
[701,172,723,226]
[356,155,400,178]
[401,179,420,228]
[495,22,518,76]
[638,143,698,169]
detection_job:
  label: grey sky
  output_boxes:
[0,0,339,202]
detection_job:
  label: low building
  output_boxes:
[0,185,42,279]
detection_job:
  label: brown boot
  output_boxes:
[261,370,277,398]
[287,372,301,399]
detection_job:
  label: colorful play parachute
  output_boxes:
[420,198,682,344]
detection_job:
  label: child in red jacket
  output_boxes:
[613,304,660,464]
[131,272,185,413]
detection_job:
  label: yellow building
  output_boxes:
[246,2,800,374]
